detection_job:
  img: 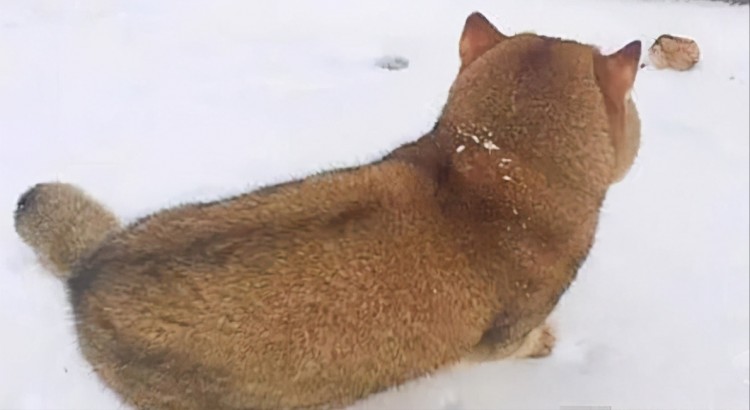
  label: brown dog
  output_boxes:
[14,12,642,410]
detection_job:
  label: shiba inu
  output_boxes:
[14,12,642,410]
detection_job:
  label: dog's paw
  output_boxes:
[512,323,556,359]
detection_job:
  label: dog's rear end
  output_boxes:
[13,164,493,410]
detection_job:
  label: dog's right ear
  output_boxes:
[593,40,642,183]
[459,12,508,72]
[594,40,642,105]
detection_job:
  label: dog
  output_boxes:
[14,11,642,410]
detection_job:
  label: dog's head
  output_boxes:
[446,12,641,185]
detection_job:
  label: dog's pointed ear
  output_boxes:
[594,40,642,103]
[594,40,643,184]
[459,12,508,72]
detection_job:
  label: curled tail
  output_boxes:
[14,182,120,278]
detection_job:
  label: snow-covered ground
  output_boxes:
[0,0,747,408]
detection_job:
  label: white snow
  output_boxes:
[482,140,500,152]
[0,0,747,409]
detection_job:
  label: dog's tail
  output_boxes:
[14,182,121,278]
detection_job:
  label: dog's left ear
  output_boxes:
[459,12,508,72]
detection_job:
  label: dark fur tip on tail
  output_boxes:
[15,184,40,216]
[14,182,121,278]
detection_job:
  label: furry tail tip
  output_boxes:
[14,182,120,278]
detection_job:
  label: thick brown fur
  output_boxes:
[13,12,642,410]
